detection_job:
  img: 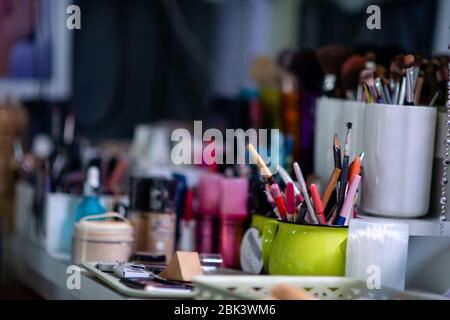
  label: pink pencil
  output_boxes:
[285,182,296,221]
[337,175,361,225]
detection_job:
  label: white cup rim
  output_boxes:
[365,103,436,111]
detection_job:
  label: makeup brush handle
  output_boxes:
[337,158,349,212]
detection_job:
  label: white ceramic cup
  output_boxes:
[429,111,448,217]
[314,97,365,189]
[360,104,437,218]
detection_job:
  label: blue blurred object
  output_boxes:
[75,167,106,221]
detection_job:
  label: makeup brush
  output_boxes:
[390,54,404,81]
[248,143,276,184]
[360,70,378,102]
[389,54,404,104]
[428,91,440,106]
[414,75,424,106]
[374,77,387,103]
[326,204,339,225]
[365,52,376,72]
[413,54,423,82]
[420,58,438,104]
[250,56,282,89]
[317,45,349,97]
[277,48,296,70]
[398,76,407,105]
[403,54,415,106]
[333,134,342,170]
[288,49,324,93]
[341,55,366,100]
[337,122,352,213]
[381,78,392,104]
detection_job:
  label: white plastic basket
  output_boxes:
[192,275,446,300]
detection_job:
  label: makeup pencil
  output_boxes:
[337,175,361,225]
[321,167,341,209]
[333,134,342,170]
[271,184,287,221]
[347,156,361,186]
[285,182,296,222]
[277,165,300,195]
[293,162,318,224]
[337,122,352,213]
[310,184,326,224]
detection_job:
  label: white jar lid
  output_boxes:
[74,213,134,242]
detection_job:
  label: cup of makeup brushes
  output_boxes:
[360,103,437,218]
[261,220,348,275]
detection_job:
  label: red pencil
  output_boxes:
[271,184,287,221]
[310,184,326,224]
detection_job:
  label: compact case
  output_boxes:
[72,213,134,265]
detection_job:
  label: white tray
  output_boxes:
[192,275,446,300]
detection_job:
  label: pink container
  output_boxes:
[196,173,222,253]
[219,178,249,269]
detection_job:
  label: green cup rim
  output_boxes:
[276,219,348,229]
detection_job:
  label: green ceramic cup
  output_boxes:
[251,214,275,231]
[261,220,348,276]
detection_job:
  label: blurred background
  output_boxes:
[0,0,449,299]
[2,0,448,138]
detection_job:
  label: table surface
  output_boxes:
[11,234,142,300]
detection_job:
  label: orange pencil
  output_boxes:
[321,168,341,208]
[310,184,326,224]
[348,157,361,186]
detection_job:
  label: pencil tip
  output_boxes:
[334,134,340,147]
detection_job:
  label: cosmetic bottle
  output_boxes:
[128,176,150,251]
[219,177,249,269]
[146,178,178,261]
[196,173,222,253]
[75,166,106,221]
[177,188,196,251]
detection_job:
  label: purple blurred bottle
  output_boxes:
[299,92,321,176]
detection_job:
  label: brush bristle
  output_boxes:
[365,52,376,61]
[389,54,404,80]
[403,54,415,67]
[250,56,281,88]
[288,49,324,92]
[340,55,366,91]
[360,69,374,81]
[347,122,353,129]
[317,45,349,75]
